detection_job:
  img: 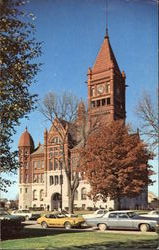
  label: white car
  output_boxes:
[82,209,107,219]
[140,210,159,218]
[11,210,33,220]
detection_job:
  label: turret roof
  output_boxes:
[18,128,34,148]
[92,34,120,74]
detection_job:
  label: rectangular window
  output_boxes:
[106,83,110,93]
[41,174,44,183]
[55,175,58,185]
[33,174,37,183]
[41,161,44,168]
[107,97,111,105]
[34,161,41,169]
[54,159,58,170]
[97,100,100,107]
[50,176,54,185]
[91,101,95,108]
[49,160,53,170]
[25,188,27,193]
[91,87,95,97]
[102,99,106,106]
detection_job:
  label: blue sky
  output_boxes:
[3,0,158,200]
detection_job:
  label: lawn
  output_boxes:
[1,230,159,249]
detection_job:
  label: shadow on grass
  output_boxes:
[1,226,90,241]
[45,239,159,250]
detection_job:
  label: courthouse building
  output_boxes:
[18,31,147,211]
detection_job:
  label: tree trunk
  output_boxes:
[68,193,74,214]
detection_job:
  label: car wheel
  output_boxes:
[140,223,150,232]
[64,222,72,229]
[41,222,48,229]
[98,223,107,231]
[25,215,29,221]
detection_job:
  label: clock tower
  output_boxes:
[87,31,126,124]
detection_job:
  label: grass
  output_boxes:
[1,229,159,249]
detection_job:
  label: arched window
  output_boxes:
[81,188,87,200]
[40,189,44,201]
[74,190,78,200]
[33,190,37,200]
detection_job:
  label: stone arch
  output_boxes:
[51,192,61,211]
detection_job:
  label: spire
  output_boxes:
[92,35,120,74]
[105,0,109,38]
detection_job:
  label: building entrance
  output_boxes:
[51,192,61,211]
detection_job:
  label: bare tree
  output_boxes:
[39,92,81,213]
[136,92,158,149]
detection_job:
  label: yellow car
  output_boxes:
[37,213,85,229]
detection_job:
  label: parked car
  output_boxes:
[37,213,85,229]
[85,210,159,232]
[29,213,41,220]
[0,210,24,238]
[82,209,107,219]
[11,210,33,220]
[0,210,25,221]
[140,210,159,218]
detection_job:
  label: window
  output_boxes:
[81,188,87,200]
[102,99,106,106]
[25,188,27,193]
[50,176,54,185]
[54,159,58,170]
[41,174,44,183]
[91,87,95,97]
[49,160,53,170]
[51,137,61,144]
[55,175,58,185]
[106,83,110,93]
[91,101,95,108]
[33,174,37,182]
[108,213,117,218]
[20,188,22,193]
[25,174,28,183]
[33,190,37,200]
[106,97,111,105]
[118,213,128,219]
[33,161,42,169]
[97,100,100,107]
[41,161,44,168]
[40,190,44,201]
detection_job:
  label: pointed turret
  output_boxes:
[87,31,126,123]
[92,33,120,74]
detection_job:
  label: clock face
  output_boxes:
[97,85,104,94]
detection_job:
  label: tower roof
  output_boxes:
[18,127,34,148]
[92,35,120,74]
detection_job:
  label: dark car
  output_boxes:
[0,210,25,221]
[0,210,24,238]
[85,210,159,232]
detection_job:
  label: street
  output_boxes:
[23,220,157,235]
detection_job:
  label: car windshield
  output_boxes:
[0,211,10,216]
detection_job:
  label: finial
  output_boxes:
[25,126,28,131]
[105,0,109,39]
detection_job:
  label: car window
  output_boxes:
[108,213,117,218]
[97,210,104,214]
[118,213,128,219]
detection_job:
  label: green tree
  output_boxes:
[0,0,42,191]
